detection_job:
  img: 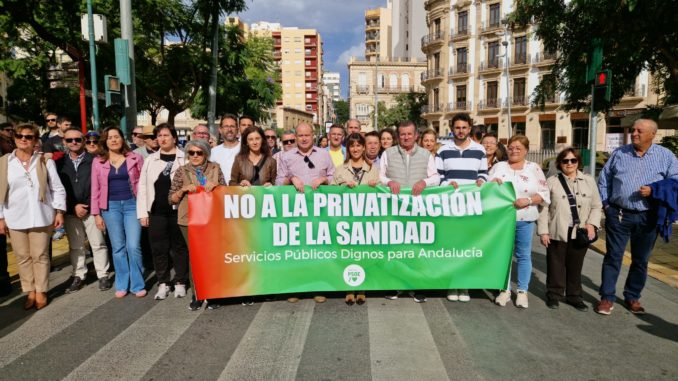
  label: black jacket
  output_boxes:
[56,152,94,215]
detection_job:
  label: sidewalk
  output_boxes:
[590,221,678,288]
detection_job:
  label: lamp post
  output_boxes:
[374,54,379,131]
[498,19,512,138]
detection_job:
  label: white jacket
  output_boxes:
[136,149,186,219]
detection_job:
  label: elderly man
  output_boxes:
[327,124,346,167]
[346,118,361,136]
[192,124,210,141]
[273,129,296,161]
[212,114,241,179]
[56,128,111,293]
[276,123,334,303]
[133,125,159,159]
[364,131,381,167]
[596,118,678,315]
[381,120,440,303]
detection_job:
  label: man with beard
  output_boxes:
[212,114,241,178]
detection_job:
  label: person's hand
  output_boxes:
[182,184,197,194]
[291,176,305,193]
[585,223,596,240]
[513,197,531,209]
[540,234,550,247]
[387,181,401,195]
[263,182,272,187]
[310,177,325,190]
[239,180,251,187]
[368,179,378,187]
[475,179,485,187]
[74,204,89,219]
[346,180,357,188]
[53,213,64,229]
[411,180,426,196]
[0,219,8,235]
[491,178,503,185]
[449,181,459,189]
[140,217,149,227]
[639,185,652,197]
[94,215,106,231]
[204,182,218,192]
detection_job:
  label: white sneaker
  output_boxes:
[174,284,186,298]
[495,290,511,306]
[154,283,170,300]
[446,289,459,301]
[516,291,529,308]
[458,290,470,302]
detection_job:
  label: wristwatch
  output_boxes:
[56,209,65,215]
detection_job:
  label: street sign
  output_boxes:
[80,14,108,43]
[50,80,79,89]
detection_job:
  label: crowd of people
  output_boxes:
[0,112,675,316]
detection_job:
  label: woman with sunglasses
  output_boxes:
[91,126,145,298]
[537,148,602,311]
[137,124,189,300]
[230,126,276,187]
[0,124,66,309]
[169,139,226,310]
[84,131,100,155]
[331,133,379,306]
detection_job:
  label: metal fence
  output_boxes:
[526,149,558,166]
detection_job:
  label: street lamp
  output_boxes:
[374,54,379,131]
[497,19,511,138]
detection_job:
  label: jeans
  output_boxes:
[600,206,657,302]
[506,221,535,292]
[102,198,145,293]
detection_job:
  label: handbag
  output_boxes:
[557,174,598,248]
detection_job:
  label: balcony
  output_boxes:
[305,85,318,92]
[478,98,500,110]
[421,68,443,82]
[424,0,447,10]
[450,28,469,42]
[448,64,471,78]
[355,85,370,94]
[305,50,317,57]
[447,101,472,112]
[273,51,281,59]
[480,20,503,35]
[421,103,445,114]
[273,39,281,46]
[421,31,444,50]
[366,21,380,30]
[479,60,503,74]
[531,51,556,66]
[304,39,317,47]
[366,32,380,42]
[377,85,424,94]
[509,96,529,107]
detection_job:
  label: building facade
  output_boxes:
[365,6,392,61]
[391,0,428,61]
[275,106,315,132]
[421,0,665,152]
[323,72,341,102]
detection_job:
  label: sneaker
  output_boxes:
[458,290,470,302]
[624,299,645,315]
[287,296,300,303]
[241,298,255,306]
[546,299,559,309]
[188,298,204,311]
[384,291,401,300]
[595,299,614,315]
[173,284,187,298]
[446,289,459,302]
[206,300,222,310]
[566,300,588,312]
[410,292,426,303]
[135,289,147,298]
[516,291,528,308]
[313,295,327,303]
[98,277,112,291]
[154,283,170,300]
[52,230,65,241]
[494,290,511,307]
[115,290,128,298]
[65,276,84,294]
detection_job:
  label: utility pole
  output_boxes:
[208,11,219,138]
[586,39,603,176]
[86,0,100,131]
[374,54,379,131]
[120,0,137,134]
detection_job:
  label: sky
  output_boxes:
[237,0,386,99]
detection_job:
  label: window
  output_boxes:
[488,41,500,67]
[433,52,440,70]
[358,73,367,86]
[486,81,498,107]
[402,73,410,89]
[513,122,526,136]
[572,120,589,149]
[294,60,302,65]
[543,74,556,103]
[456,47,468,72]
[433,18,441,37]
[294,48,301,54]
[489,4,501,27]
[458,11,468,33]
[513,78,526,105]
[541,121,556,150]
[378,74,385,88]
[456,85,467,109]
[514,36,527,64]
[433,88,440,111]
[389,74,398,89]
[305,60,311,66]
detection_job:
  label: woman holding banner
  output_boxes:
[137,124,189,300]
[489,135,549,308]
[537,148,601,311]
[230,126,277,186]
[169,139,225,310]
[331,133,379,305]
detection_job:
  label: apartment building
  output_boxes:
[391,0,427,61]
[323,72,341,102]
[422,0,663,152]
[365,6,392,61]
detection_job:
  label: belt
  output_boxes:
[609,203,646,214]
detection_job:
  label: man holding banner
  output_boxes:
[276,122,335,302]
[380,120,440,303]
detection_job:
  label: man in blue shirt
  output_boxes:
[596,118,678,315]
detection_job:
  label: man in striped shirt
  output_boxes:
[436,113,488,303]
[596,118,678,315]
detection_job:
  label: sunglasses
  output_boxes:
[187,150,204,157]
[65,138,83,143]
[132,132,141,137]
[303,156,315,169]
[16,134,35,140]
[283,139,295,145]
[86,140,98,145]
[46,118,56,122]
[2,128,13,132]
[265,135,277,140]
[561,158,578,164]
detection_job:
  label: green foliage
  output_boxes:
[511,0,678,110]
[660,135,678,158]
[372,92,428,129]
[333,100,349,125]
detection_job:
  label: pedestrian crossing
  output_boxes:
[1,248,678,380]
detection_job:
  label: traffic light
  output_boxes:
[592,70,612,111]
[104,75,122,107]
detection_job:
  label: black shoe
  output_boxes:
[0,281,12,297]
[567,300,588,312]
[241,298,255,306]
[188,298,204,311]
[412,293,427,303]
[546,299,559,309]
[384,291,400,300]
[98,277,112,291]
[65,276,84,294]
[206,299,222,310]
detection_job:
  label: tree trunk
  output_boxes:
[167,109,178,127]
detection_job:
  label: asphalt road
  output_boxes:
[1,240,677,381]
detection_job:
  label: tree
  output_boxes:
[372,92,428,129]
[511,0,678,110]
[334,100,349,125]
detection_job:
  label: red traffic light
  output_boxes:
[596,71,609,86]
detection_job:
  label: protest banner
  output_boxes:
[188,183,516,300]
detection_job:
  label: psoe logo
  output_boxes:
[343,264,365,287]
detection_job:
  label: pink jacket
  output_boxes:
[90,152,144,215]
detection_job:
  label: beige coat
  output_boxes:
[537,170,603,241]
[331,161,379,186]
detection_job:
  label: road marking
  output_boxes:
[218,300,315,381]
[368,298,449,381]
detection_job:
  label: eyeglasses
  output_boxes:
[265,135,277,140]
[561,158,578,164]
[303,156,315,169]
[86,140,98,145]
[283,139,295,145]
[65,138,83,143]
[16,134,35,140]
[2,128,13,132]
[46,118,56,122]
[187,150,204,157]
[132,132,141,137]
